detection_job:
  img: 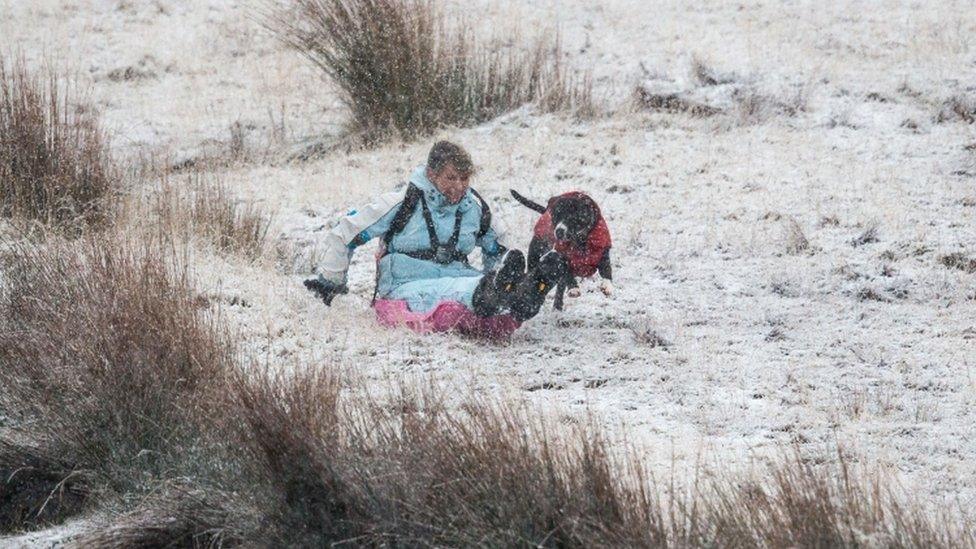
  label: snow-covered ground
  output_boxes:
[4,0,976,512]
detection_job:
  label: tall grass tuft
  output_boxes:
[0,236,237,533]
[230,366,973,547]
[266,0,592,143]
[695,450,970,547]
[231,367,662,546]
[0,57,116,233]
[154,172,272,260]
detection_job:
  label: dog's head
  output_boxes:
[549,194,598,247]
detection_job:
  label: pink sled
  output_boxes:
[373,299,520,340]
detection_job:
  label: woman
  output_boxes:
[304,140,566,323]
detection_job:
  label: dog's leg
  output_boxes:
[566,276,581,298]
[597,249,613,296]
[597,249,613,280]
[553,282,566,310]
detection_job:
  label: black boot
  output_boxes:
[509,251,569,322]
[472,249,526,317]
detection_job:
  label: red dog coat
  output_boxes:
[532,192,611,278]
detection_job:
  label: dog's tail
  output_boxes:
[509,189,546,213]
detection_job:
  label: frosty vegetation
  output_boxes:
[1,0,975,546]
[264,0,593,145]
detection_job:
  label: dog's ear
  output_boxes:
[572,199,596,231]
[581,200,597,227]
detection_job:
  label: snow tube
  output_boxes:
[373,299,520,339]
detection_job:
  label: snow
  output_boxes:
[3,0,976,517]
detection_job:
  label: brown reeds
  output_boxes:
[265,0,593,144]
[0,57,116,233]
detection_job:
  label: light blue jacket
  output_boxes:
[336,166,504,312]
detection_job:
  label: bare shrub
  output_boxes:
[941,252,976,274]
[0,57,116,232]
[155,172,272,260]
[0,236,236,531]
[265,0,592,143]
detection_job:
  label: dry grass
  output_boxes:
[0,438,89,532]
[695,451,970,547]
[633,85,722,117]
[265,0,593,144]
[635,57,809,125]
[232,368,660,546]
[0,57,116,233]
[937,95,976,124]
[70,484,247,548]
[785,216,810,255]
[940,252,976,274]
[154,172,272,260]
[0,235,237,533]
[0,238,971,546]
[852,223,880,247]
[229,366,973,547]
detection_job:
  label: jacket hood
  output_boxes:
[409,164,474,211]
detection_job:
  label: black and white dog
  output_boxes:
[510,190,613,310]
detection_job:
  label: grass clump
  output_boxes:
[0,236,239,537]
[0,57,116,233]
[266,0,592,144]
[155,173,272,260]
[232,368,663,546]
[940,251,976,274]
[0,235,970,547]
[2,310,972,546]
[230,368,971,547]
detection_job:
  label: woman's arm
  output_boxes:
[306,190,403,305]
[477,225,510,272]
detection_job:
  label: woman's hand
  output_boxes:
[303,277,349,306]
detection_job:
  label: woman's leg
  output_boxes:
[378,250,568,320]
[385,276,483,313]
[471,249,526,317]
[507,251,570,321]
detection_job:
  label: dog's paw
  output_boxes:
[567,287,582,298]
[600,281,614,296]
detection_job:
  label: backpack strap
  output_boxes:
[470,189,492,239]
[408,195,466,264]
[371,183,420,305]
[381,183,423,249]
[382,184,488,257]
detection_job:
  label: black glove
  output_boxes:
[303,277,348,306]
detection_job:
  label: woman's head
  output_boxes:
[426,141,473,204]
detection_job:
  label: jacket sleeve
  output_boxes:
[477,220,509,272]
[317,190,403,284]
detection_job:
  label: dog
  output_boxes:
[510,189,613,310]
